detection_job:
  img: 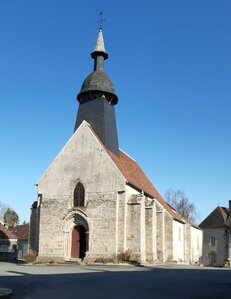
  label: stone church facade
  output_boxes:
[29,28,202,264]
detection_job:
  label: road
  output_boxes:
[0,262,231,298]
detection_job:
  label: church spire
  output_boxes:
[91,13,108,71]
[75,17,119,156]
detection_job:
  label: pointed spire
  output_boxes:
[91,13,108,71]
[91,28,108,64]
[93,29,107,54]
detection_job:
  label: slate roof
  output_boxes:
[11,224,29,241]
[199,206,231,229]
[77,70,118,104]
[0,224,17,240]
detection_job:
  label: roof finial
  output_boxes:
[97,11,105,30]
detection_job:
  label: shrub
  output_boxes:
[24,252,37,263]
[94,257,104,263]
[116,249,131,263]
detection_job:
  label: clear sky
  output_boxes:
[0,0,230,224]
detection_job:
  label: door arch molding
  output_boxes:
[62,211,89,260]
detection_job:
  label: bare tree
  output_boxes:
[164,188,198,223]
[0,201,8,222]
[3,208,19,228]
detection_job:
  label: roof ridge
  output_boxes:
[119,149,136,162]
[0,224,18,239]
[218,206,228,224]
[86,124,192,225]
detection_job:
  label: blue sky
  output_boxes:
[0,0,230,223]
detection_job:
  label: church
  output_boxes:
[28,26,202,264]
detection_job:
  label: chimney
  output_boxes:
[229,200,231,214]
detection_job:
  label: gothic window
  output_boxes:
[73,183,85,207]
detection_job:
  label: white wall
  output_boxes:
[191,226,203,264]
[172,220,185,262]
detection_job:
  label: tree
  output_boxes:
[0,201,8,221]
[164,188,198,223]
[3,208,19,228]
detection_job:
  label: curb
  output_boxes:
[0,288,12,298]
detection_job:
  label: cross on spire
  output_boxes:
[97,11,105,30]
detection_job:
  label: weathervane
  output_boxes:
[97,11,105,30]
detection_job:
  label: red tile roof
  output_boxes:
[107,148,191,224]
[11,224,29,241]
[0,224,18,240]
[87,122,191,224]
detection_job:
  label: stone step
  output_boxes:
[66,258,83,264]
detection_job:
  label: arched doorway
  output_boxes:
[71,225,86,259]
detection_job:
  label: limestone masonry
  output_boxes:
[29,27,202,264]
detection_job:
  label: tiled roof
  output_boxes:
[199,206,230,228]
[106,149,191,224]
[88,122,192,224]
[0,224,18,240]
[11,224,29,241]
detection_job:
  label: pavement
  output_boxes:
[0,288,12,298]
[1,261,231,298]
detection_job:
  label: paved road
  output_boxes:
[0,262,231,298]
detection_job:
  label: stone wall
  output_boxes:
[126,203,141,261]
[156,204,164,262]
[203,227,226,266]
[144,197,157,263]
[172,220,184,262]
[31,121,201,264]
[86,191,117,258]
[185,223,191,263]
[164,213,173,262]
[116,191,126,254]
[28,201,39,256]
[190,226,203,264]
[145,206,154,262]
[35,122,125,262]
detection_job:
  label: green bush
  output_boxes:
[24,252,37,263]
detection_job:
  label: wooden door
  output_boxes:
[71,226,80,258]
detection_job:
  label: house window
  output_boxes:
[73,183,85,207]
[209,251,216,264]
[210,236,215,246]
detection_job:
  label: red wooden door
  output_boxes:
[71,226,80,258]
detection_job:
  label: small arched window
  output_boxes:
[73,183,85,207]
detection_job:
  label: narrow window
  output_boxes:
[209,252,216,264]
[210,236,215,246]
[73,183,85,207]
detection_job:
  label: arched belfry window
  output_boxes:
[73,183,85,207]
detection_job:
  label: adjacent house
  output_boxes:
[11,223,29,259]
[199,200,231,266]
[0,222,18,261]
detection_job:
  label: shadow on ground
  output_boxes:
[1,262,231,299]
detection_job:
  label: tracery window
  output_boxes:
[73,183,85,207]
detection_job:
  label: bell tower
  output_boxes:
[74,22,119,156]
